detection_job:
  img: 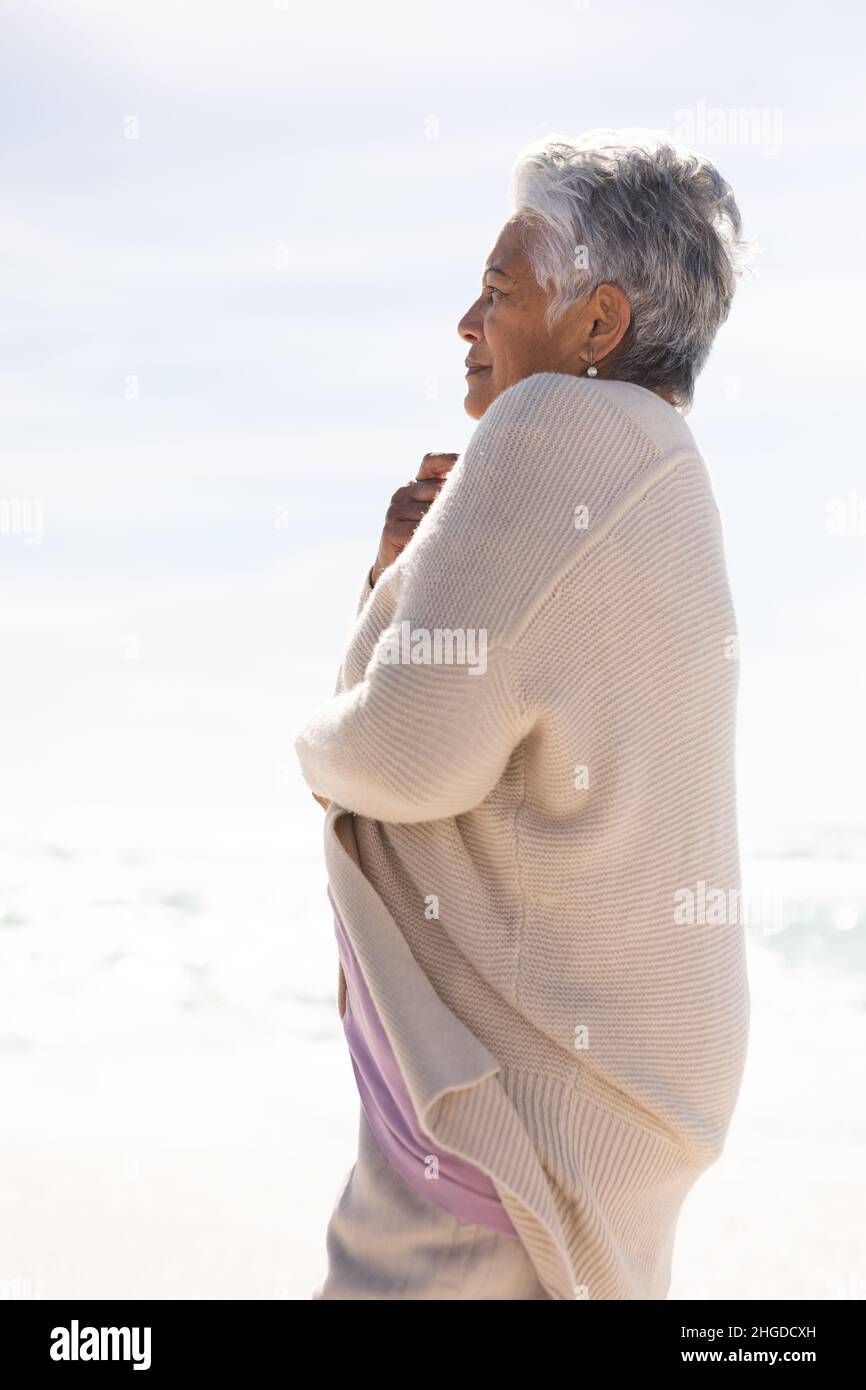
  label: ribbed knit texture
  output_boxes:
[294,372,750,1300]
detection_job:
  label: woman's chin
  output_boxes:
[464,373,493,419]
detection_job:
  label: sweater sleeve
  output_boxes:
[296,641,529,823]
[328,564,384,701]
[355,564,376,617]
[294,382,567,823]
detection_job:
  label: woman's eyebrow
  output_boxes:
[482,264,515,285]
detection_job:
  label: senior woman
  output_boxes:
[294,129,751,1301]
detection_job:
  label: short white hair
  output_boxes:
[510,128,751,409]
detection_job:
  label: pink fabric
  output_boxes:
[328,886,519,1239]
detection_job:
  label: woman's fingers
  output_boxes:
[390,478,443,506]
[373,453,460,583]
[416,451,460,481]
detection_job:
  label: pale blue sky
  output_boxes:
[1,0,864,837]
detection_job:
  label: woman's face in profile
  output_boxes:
[457,217,584,420]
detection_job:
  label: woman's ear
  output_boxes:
[589,282,632,360]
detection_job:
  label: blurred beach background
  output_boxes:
[1,0,864,1300]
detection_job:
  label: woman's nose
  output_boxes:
[457,300,483,342]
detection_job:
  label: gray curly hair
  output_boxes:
[510,128,751,410]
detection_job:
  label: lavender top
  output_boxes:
[328,886,519,1239]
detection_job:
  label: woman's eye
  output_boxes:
[484,285,504,302]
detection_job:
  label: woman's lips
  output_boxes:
[465,364,491,377]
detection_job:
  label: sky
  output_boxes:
[1,0,864,842]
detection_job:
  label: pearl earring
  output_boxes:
[586,348,598,378]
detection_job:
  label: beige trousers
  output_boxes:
[312,1105,551,1300]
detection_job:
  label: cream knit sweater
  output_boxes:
[294,372,750,1300]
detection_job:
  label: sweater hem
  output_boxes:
[323,801,709,1300]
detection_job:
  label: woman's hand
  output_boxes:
[370,452,459,585]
